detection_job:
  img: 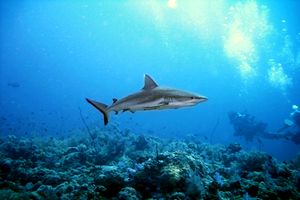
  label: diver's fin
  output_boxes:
[112,98,118,103]
[142,74,158,90]
[86,98,109,125]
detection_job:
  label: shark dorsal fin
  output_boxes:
[143,74,158,90]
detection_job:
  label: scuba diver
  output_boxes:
[277,105,300,145]
[228,111,283,142]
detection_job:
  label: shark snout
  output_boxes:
[195,95,208,103]
[186,95,208,105]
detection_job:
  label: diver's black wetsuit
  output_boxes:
[228,111,287,142]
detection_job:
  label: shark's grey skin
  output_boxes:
[86,74,207,125]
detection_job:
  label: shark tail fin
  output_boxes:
[86,98,109,125]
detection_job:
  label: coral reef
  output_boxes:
[0,128,299,199]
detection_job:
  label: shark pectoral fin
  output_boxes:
[144,106,161,110]
[122,109,135,113]
[86,98,109,125]
[158,99,169,106]
[142,74,158,90]
[160,101,169,105]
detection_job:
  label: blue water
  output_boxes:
[0,1,299,160]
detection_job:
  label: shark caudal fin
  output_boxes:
[86,98,109,125]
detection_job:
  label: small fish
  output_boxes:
[7,82,20,88]
[87,74,207,125]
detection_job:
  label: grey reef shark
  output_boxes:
[86,74,208,125]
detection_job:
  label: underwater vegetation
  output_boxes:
[0,127,299,200]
